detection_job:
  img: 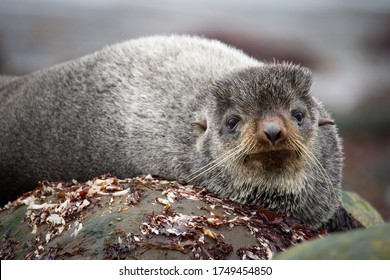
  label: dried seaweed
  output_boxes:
[1,174,341,260]
[0,237,19,260]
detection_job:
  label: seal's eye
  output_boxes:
[293,111,304,125]
[226,115,240,131]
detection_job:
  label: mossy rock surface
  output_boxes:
[0,177,382,260]
[0,176,323,260]
[275,223,390,260]
[341,191,384,227]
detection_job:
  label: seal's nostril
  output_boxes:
[264,121,282,144]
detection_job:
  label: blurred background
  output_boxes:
[0,0,389,221]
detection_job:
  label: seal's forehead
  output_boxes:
[212,63,314,110]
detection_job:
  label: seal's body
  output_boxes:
[0,35,342,227]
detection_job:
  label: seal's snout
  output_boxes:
[264,121,281,144]
[259,117,286,145]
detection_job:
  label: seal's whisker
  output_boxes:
[185,142,244,179]
[289,135,335,200]
[207,139,255,187]
[209,140,253,170]
[286,139,304,158]
[185,140,250,183]
[286,137,316,190]
[196,146,247,183]
[192,138,254,184]
[206,141,248,187]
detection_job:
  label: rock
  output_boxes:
[274,223,390,260]
[340,191,384,227]
[1,176,378,260]
[0,175,325,260]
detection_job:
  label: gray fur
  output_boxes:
[0,75,18,85]
[0,35,342,228]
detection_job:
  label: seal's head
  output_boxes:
[190,63,342,228]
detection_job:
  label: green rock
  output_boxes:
[341,191,384,227]
[275,223,390,260]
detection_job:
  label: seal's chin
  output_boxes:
[246,150,292,161]
[244,149,301,171]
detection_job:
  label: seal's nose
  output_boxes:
[258,116,286,145]
[264,121,281,144]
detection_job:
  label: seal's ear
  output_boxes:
[192,119,207,136]
[318,118,334,126]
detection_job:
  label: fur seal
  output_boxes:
[0,35,342,228]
